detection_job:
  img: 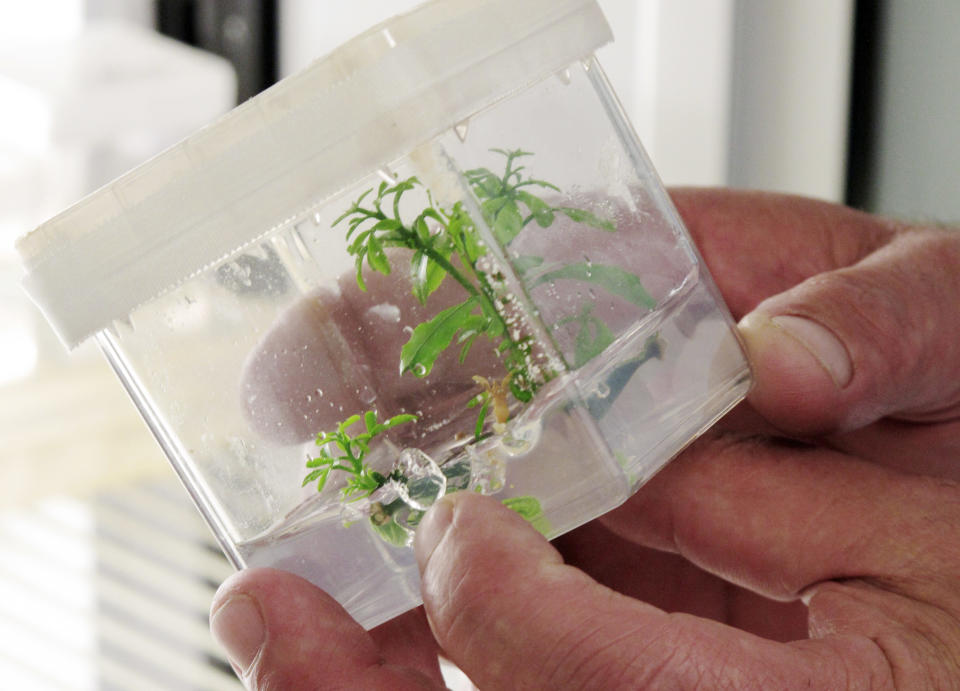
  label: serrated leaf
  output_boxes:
[533,263,656,310]
[400,298,484,377]
[556,206,616,232]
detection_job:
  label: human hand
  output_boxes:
[211,189,960,688]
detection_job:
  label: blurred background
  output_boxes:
[0,1,956,688]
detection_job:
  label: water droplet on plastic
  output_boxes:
[500,420,541,457]
[595,382,611,399]
[359,384,377,404]
[396,448,446,510]
[555,67,572,85]
[454,119,469,142]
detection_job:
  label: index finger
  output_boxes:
[670,188,898,318]
[414,492,890,689]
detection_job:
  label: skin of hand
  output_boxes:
[210,189,960,689]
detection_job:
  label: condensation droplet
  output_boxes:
[500,420,541,457]
[454,119,469,142]
[555,67,572,85]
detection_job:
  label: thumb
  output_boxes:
[739,226,960,434]
[413,493,881,689]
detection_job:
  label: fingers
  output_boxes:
[670,188,898,319]
[210,568,443,690]
[413,492,886,689]
[552,521,809,642]
[672,188,960,435]
[740,227,960,433]
[599,430,960,613]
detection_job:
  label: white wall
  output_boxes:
[729,0,854,201]
[279,0,854,197]
[867,1,960,220]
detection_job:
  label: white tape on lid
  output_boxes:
[17,0,612,349]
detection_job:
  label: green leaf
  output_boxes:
[369,218,402,232]
[533,263,656,310]
[410,251,447,305]
[474,397,490,441]
[574,311,615,367]
[400,298,484,377]
[348,229,373,254]
[302,468,327,486]
[370,518,410,547]
[448,208,484,263]
[332,189,371,226]
[385,413,418,428]
[338,414,361,434]
[469,171,502,198]
[502,495,551,536]
[480,197,509,223]
[492,202,523,245]
[509,378,533,403]
[366,236,391,275]
[516,191,554,228]
[305,455,331,468]
[413,216,431,243]
[513,254,544,276]
[458,331,479,363]
[556,206,616,232]
[354,253,368,291]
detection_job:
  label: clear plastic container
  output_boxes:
[17,0,750,629]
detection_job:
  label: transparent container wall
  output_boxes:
[96,56,749,629]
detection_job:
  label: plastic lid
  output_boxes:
[17,0,611,349]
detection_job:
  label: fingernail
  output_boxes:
[414,495,454,570]
[769,315,853,387]
[210,593,264,675]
